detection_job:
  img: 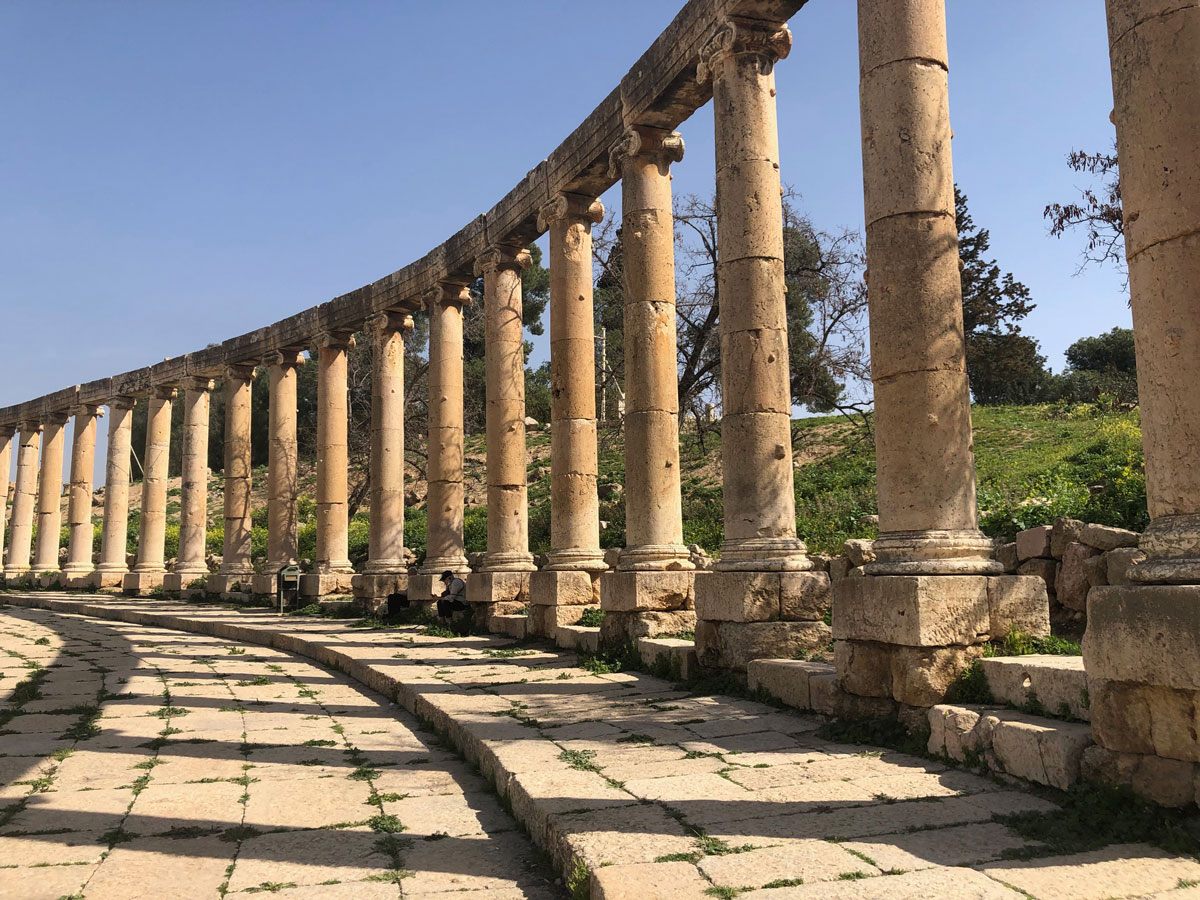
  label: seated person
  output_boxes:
[436,570,468,623]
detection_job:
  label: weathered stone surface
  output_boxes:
[890,644,983,708]
[986,575,1050,639]
[1084,585,1200,690]
[833,575,989,647]
[529,569,598,606]
[1081,744,1198,808]
[1081,523,1140,552]
[1105,546,1147,586]
[467,571,531,606]
[995,541,1018,572]
[1016,525,1053,561]
[927,704,984,761]
[1016,558,1058,598]
[1050,516,1086,558]
[990,713,1093,790]
[1055,541,1101,611]
[981,654,1090,721]
[1083,552,1109,588]
[697,620,831,672]
[835,640,893,699]
[844,538,875,567]
[781,571,832,621]
[746,658,833,710]
[591,861,711,900]
[600,609,695,645]
[637,637,696,678]
[601,571,693,613]
[981,844,1200,900]
[694,570,829,623]
[1089,679,1200,762]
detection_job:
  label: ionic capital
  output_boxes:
[42,411,72,427]
[607,126,685,178]
[422,280,472,312]
[269,348,306,370]
[71,404,105,419]
[17,420,42,434]
[108,396,138,412]
[536,194,604,232]
[365,310,415,337]
[149,384,178,402]
[474,245,532,278]
[180,376,215,394]
[224,363,257,383]
[315,330,357,353]
[697,16,791,82]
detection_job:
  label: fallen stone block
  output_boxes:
[1050,516,1086,558]
[1016,525,1053,562]
[1055,542,1100,611]
[1080,523,1140,552]
[1104,547,1147,585]
[987,575,1050,639]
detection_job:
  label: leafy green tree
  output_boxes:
[1044,143,1124,279]
[1053,326,1138,404]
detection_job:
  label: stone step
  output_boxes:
[980,654,1089,721]
[636,636,699,680]
[554,623,600,653]
[489,613,528,641]
[747,658,836,710]
[317,598,359,616]
[928,703,1093,790]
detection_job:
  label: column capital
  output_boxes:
[150,384,178,402]
[181,376,215,394]
[224,362,258,382]
[42,411,71,427]
[70,403,104,418]
[108,395,138,412]
[536,194,604,232]
[269,348,306,369]
[608,126,685,177]
[365,310,414,336]
[422,280,472,311]
[697,15,791,82]
[315,330,357,353]
[17,420,43,434]
[473,245,531,277]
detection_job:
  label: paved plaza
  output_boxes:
[1,595,1199,899]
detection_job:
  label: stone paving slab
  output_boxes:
[4,593,1200,900]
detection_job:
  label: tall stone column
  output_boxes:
[61,404,102,587]
[253,349,303,596]
[92,398,135,588]
[0,427,13,569]
[164,378,212,592]
[303,332,356,599]
[32,413,68,577]
[412,281,471,604]
[692,17,833,672]
[210,365,255,594]
[825,1,1044,709]
[3,423,40,580]
[124,386,176,593]
[594,127,699,646]
[467,246,538,622]
[354,312,413,604]
[1082,0,1200,806]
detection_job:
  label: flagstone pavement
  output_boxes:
[1,592,1199,900]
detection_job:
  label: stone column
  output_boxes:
[354,312,413,603]
[92,398,135,588]
[124,385,176,593]
[596,127,698,646]
[691,17,831,672]
[164,378,212,592]
[60,404,102,587]
[0,427,13,570]
[468,246,537,622]
[1081,0,1200,807]
[857,0,997,575]
[411,281,471,604]
[3,423,40,581]
[210,365,255,594]
[253,349,303,596]
[303,331,356,599]
[32,412,68,578]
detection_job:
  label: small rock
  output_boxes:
[844,539,876,568]
[1080,523,1140,552]
[598,482,624,500]
[1083,552,1109,588]
[603,548,622,570]
[808,553,832,573]
[1050,517,1086,559]
[858,514,879,527]
[524,416,539,428]
[1016,525,1053,561]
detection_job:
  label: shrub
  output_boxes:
[348,515,370,568]
[463,505,488,555]
[206,526,224,555]
[404,508,427,564]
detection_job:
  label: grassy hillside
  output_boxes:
[59,399,1144,567]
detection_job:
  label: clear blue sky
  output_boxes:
[1,0,1125,486]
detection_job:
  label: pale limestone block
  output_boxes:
[990,713,1092,790]
[781,571,831,621]
[601,571,693,613]
[927,704,983,761]
[698,840,879,889]
[1080,523,1140,551]
[467,571,531,606]
[600,609,695,645]
[996,541,1018,573]
[980,655,1090,721]
[1016,558,1058,598]
[1105,546,1147,585]
[832,574,989,646]
[637,637,697,678]
[529,569,598,606]
[591,861,711,900]
[746,658,834,710]
[843,539,875,568]
[1055,542,1100,611]
[981,844,1200,900]
[835,640,892,699]
[1084,585,1200,689]
[1089,679,1200,762]
[697,620,831,673]
[890,644,983,707]
[1050,516,1085,558]
[694,571,780,622]
[986,574,1050,639]
[1016,525,1053,561]
[556,624,600,654]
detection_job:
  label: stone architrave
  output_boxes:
[3,422,41,580]
[0,426,12,566]
[354,312,414,603]
[252,349,303,596]
[32,412,69,576]
[697,16,809,574]
[164,378,213,592]
[411,281,471,605]
[856,0,998,576]
[209,365,255,594]
[92,398,135,588]
[302,331,356,599]
[60,404,103,587]
[124,386,177,593]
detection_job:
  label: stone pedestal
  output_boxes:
[467,571,531,626]
[529,570,600,639]
[408,573,452,607]
[599,570,696,645]
[352,572,409,602]
[33,413,68,575]
[211,364,255,594]
[60,405,101,588]
[206,574,251,594]
[300,572,354,599]
[252,573,280,597]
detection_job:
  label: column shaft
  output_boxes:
[3,424,40,578]
[33,414,68,573]
[219,366,255,577]
[611,127,691,570]
[96,399,135,580]
[62,406,101,578]
[133,387,175,576]
[175,379,212,579]
[267,351,303,569]
[419,282,470,574]
[0,428,13,563]
[1106,0,1200,581]
[476,246,535,572]
[365,313,412,573]
[541,196,606,571]
[315,335,354,574]
[702,17,808,572]
[857,0,997,574]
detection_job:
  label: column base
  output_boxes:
[89,569,128,590]
[1129,515,1200,583]
[207,573,252,594]
[466,572,532,631]
[530,603,596,641]
[123,571,166,594]
[299,572,355,598]
[544,548,607,572]
[618,544,695,571]
[34,572,60,589]
[2,568,31,586]
[352,573,409,601]
[864,529,1003,575]
[833,573,1049,706]
[599,570,696,646]
[715,537,811,572]
[163,571,210,593]
[251,573,281,596]
[419,556,470,576]
[478,552,536,573]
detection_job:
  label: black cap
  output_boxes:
[440,570,454,581]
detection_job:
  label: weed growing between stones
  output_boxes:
[567,858,590,900]
[576,608,605,628]
[815,718,928,758]
[944,660,994,705]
